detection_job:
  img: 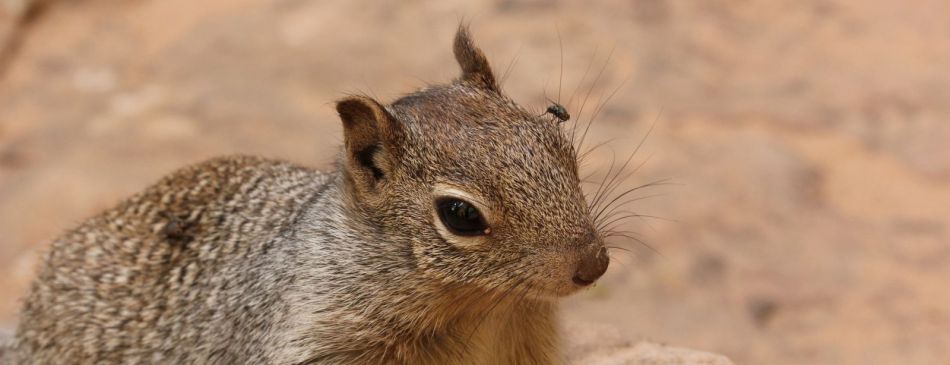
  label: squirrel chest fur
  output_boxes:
[11,26,610,365]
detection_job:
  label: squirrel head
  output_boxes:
[335,26,608,299]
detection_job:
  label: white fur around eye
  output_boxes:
[431,184,493,248]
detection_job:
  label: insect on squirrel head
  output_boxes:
[334,25,608,298]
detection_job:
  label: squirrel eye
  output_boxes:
[436,198,488,236]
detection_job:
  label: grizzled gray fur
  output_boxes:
[9,26,610,364]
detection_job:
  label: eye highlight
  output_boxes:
[435,197,489,236]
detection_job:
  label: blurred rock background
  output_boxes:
[1,0,949,364]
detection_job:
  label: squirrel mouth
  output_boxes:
[506,277,591,300]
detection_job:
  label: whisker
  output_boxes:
[594,153,655,212]
[599,210,676,224]
[587,112,660,218]
[589,147,649,219]
[556,24,564,104]
[598,213,663,233]
[568,45,599,143]
[571,46,615,144]
[586,148,619,216]
[604,232,663,258]
[594,181,673,224]
[500,44,524,88]
[577,138,617,165]
[567,45,599,111]
[606,252,634,270]
[605,245,633,253]
[596,189,676,229]
[575,77,628,156]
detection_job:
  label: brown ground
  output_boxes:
[1,1,949,364]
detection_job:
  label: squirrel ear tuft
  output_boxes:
[336,95,402,191]
[453,25,498,92]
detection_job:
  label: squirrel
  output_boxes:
[9,26,610,364]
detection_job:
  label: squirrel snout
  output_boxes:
[572,246,609,286]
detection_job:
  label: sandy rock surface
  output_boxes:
[565,323,733,365]
[575,342,733,365]
[1,1,949,364]
[0,328,11,364]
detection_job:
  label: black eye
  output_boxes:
[436,198,489,236]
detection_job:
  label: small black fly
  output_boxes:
[545,103,570,122]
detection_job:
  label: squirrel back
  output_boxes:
[14,156,330,363]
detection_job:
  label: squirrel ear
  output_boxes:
[336,95,402,190]
[453,25,498,92]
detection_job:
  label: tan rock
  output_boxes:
[573,342,734,365]
[0,328,11,364]
[565,322,733,365]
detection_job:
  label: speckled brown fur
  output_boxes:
[10,26,608,364]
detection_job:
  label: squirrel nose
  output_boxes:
[572,246,609,286]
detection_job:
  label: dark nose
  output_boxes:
[572,246,609,286]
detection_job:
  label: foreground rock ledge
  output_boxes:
[570,341,734,365]
[565,322,733,365]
